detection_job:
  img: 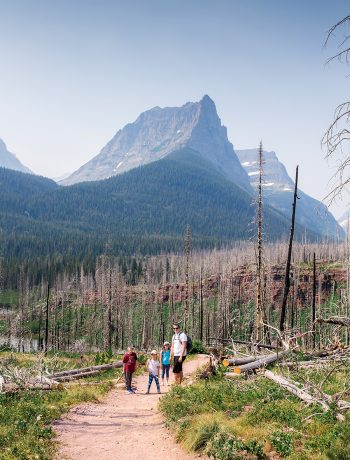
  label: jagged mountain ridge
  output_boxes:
[62,95,251,191]
[0,138,32,174]
[236,149,343,239]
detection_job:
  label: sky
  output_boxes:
[1,0,350,217]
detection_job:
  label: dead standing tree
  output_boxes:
[183,224,191,332]
[254,141,264,342]
[280,166,299,333]
[312,252,317,349]
[323,15,350,202]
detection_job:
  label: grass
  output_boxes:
[0,290,19,306]
[159,366,350,459]
[0,351,123,460]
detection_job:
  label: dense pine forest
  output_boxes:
[0,149,329,290]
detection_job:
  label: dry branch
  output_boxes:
[317,316,350,327]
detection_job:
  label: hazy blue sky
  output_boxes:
[1,0,349,216]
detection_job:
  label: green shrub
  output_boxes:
[325,418,350,460]
[189,339,207,354]
[94,351,114,365]
[248,400,302,428]
[270,430,293,457]
[205,431,266,460]
[137,354,148,365]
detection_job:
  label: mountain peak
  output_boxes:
[0,138,33,174]
[198,94,219,118]
[0,138,7,150]
[62,97,252,191]
[200,94,215,105]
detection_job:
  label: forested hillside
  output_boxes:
[0,149,308,286]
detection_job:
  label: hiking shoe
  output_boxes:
[127,390,133,394]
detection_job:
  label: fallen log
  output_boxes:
[51,361,123,378]
[317,316,350,327]
[264,370,330,411]
[53,370,107,382]
[225,372,245,378]
[66,374,123,387]
[223,356,258,367]
[264,370,350,421]
[208,338,278,350]
[301,348,349,360]
[233,353,283,374]
[0,362,124,393]
[281,356,350,369]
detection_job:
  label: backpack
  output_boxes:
[178,332,193,353]
[186,335,193,353]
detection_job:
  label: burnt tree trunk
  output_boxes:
[280,165,299,332]
[312,252,317,349]
[44,284,50,355]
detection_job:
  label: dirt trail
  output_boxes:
[54,354,208,460]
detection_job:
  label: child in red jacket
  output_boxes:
[123,346,138,394]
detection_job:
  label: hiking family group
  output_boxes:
[122,323,190,394]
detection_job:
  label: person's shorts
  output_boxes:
[173,355,186,373]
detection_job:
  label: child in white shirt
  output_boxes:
[146,350,161,394]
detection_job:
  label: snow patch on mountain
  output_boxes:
[236,148,344,239]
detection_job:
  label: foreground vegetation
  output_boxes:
[0,352,122,460]
[160,363,350,459]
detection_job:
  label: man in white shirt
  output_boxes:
[171,323,187,384]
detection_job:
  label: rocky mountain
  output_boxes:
[0,138,32,174]
[236,149,344,239]
[338,210,350,231]
[61,96,251,191]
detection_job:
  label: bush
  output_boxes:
[270,430,293,457]
[326,418,350,460]
[94,351,114,365]
[205,431,266,460]
[189,339,207,354]
[136,354,148,365]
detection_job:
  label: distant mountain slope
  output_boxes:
[62,96,251,192]
[0,139,33,174]
[236,149,344,239]
[338,210,350,231]
[0,149,314,269]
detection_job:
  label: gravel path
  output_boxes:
[54,354,208,460]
